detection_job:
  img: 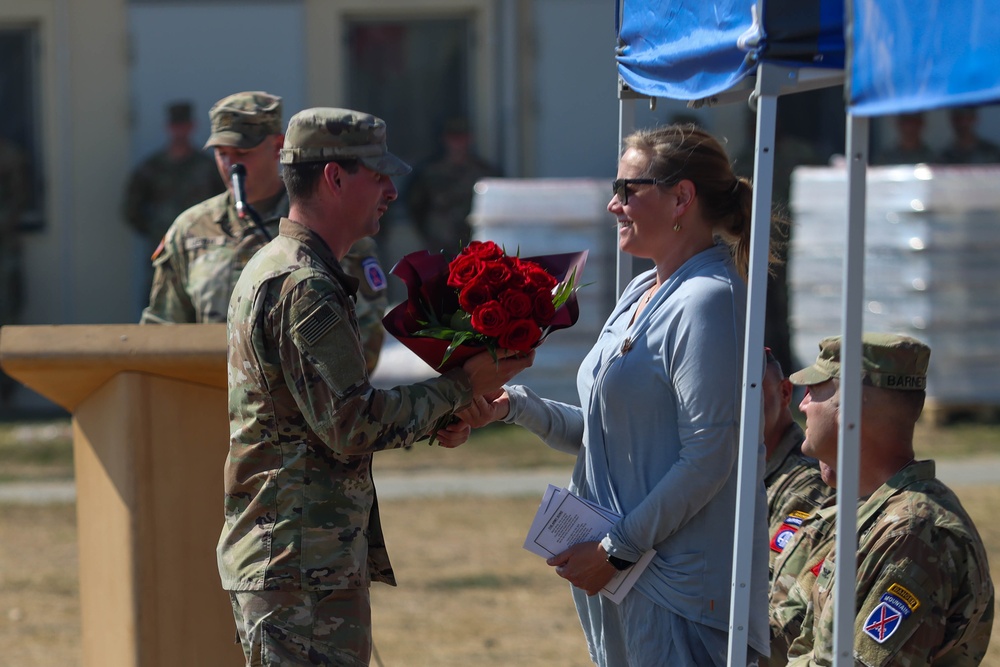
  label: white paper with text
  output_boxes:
[523,485,654,604]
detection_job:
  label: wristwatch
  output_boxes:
[606,553,635,571]
[601,535,634,571]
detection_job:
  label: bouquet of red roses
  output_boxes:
[383,240,587,373]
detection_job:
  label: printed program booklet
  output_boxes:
[523,485,655,604]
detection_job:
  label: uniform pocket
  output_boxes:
[260,620,368,667]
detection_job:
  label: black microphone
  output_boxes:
[229,163,249,219]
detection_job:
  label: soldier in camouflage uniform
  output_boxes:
[762,347,831,580]
[122,101,224,264]
[139,92,389,372]
[405,116,499,256]
[773,333,994,666]
[218,107,534,666]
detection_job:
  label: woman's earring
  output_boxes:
[673,223,682,232]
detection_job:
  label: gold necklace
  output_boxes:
[641,283,659,307]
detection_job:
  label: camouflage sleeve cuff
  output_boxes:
[439,367,474,409]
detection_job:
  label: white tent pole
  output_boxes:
[616,88,637,295]
[832,112,868,665]
[727,61,778,667]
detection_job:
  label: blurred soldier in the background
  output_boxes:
[939,106,1000,164]
[0,134,28,407]
[123,101,224,292]
[872,112,935,165]
[406,116,499,256]
[140,91,387,373]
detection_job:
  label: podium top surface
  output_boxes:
[0,324,227,411]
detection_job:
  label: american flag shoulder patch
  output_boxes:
[295,301,340,345]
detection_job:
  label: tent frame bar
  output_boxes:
[618,60,854,666]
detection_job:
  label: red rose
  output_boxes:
[447,253,482,288]
[532,292,556,325]
[470,301,510,337]
[498,318,543,352]
[499,289,533,319]
[463,240,505,261]
[480,258,514,290]
[458,278,493,312]
[520,261,558,292]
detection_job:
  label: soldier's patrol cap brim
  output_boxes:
[204,130,269,150]
[789,333,930,391]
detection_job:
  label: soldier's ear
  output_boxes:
[271,134,285,158]
[322,161,344,195]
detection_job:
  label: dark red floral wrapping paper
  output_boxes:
[382,243,588,373]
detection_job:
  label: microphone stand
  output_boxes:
[229,163,273,241]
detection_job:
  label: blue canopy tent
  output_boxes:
[848,0,1000,115]
[615,0,1000,664]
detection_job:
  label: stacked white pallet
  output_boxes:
[788,164,1000,407]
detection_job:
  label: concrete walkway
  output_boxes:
[2,458,999,506]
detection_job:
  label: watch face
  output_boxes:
[608,555,634,571]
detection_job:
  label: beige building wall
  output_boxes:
[2,0,132,326]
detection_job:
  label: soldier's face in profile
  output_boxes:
[336,165,398,239]
[799,379,840,485]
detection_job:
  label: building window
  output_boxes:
[0,26,44,231]
[346,18,472,168]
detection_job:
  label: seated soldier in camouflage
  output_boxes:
[763,346,831,581]
[218,107,534,666]
[773,333,994,666]
[140,91,389,373]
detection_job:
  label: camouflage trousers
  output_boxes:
[229,588,371,666]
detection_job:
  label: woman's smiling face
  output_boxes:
[608,147,671,259]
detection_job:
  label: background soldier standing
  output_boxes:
[219,107,533,665]
[139,91,389,373]
[122,101,224,289]
[406,116,499,256]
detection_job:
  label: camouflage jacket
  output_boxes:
[140,190,387,371]
[122,148,223,243]
[765,422,832,578]
[786,460,994,666]
[768,502,837,667]
[218,218,473,592]
[141,189,287,323]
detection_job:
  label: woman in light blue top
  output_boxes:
[461,124,778,666]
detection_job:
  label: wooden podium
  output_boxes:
[0,324,243,666]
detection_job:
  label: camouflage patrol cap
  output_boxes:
[204,91,283,149]
[279,107,411,176]
[789,333,930,391]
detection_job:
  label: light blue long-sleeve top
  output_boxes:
[505,244,770,656]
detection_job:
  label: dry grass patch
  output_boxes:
[0,504,80,667]
[371,494,592,666]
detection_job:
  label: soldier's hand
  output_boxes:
[434,419,471,449]
[463,349,534,397]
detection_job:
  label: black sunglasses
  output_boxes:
[611,178,665,205]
